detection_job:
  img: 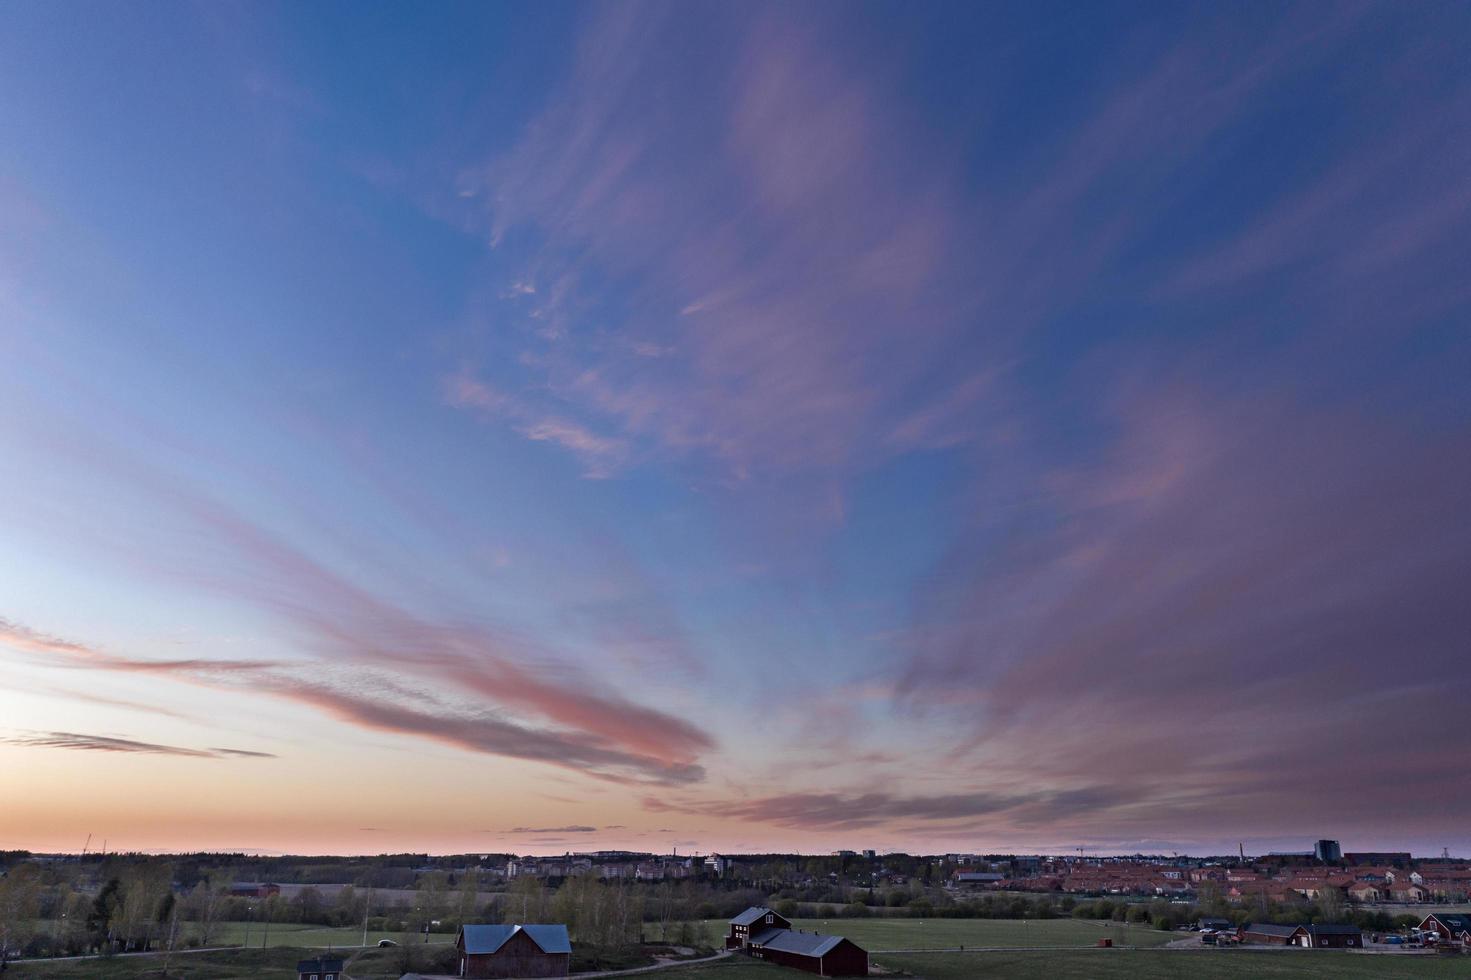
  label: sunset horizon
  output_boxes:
[4,0,1470,880]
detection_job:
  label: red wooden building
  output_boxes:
[727,906,791,949]
[1238,923,1361,948]
[726,908,867,976]
[1419,913,1471,944]
[456,923,571,979]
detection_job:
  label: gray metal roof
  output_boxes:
[731,906,776,926]
[458,923,571,955]
[1430,913,1471,931]
[520,924,573,954]
[750,927,849,958]
[296,956,344,971]
[1308,923,1362,936]
[1242,923,1305,937]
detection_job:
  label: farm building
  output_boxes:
[455,923,571,979]
[1301,924,1364,948]
[1239,923,1302,945]
[1238,923,1361,948]
[1418,913,1471,943]
[727,906,792,949]
[727,907,867,976]
[295,956,343,980]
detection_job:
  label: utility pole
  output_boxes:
[162,906,179,977]
[361,889,374,947]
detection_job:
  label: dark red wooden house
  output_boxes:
[456,923,571,979]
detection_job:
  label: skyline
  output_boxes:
[2,1,1469,859]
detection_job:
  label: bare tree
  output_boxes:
[0,863,42,969]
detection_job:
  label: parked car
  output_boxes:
[1201,933,1218,945]
[377,939,399,947]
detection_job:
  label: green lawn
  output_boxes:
[874,949,1471,979]
[7,946,316,979]
[704,917,1176,949]
[189,920,455,948]
[12,946,1469,980]
[649,950,1471,980]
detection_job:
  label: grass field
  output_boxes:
[872,949,1471,979]
[8,947,315,979]
[185,919,456,948]
[703,917,1177,949]
[12,945,1470,979]
[638,950,1471,979]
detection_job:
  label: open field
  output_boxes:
[187,919,456,947]
[704,917,1177,949]
[7,947,316,979]
[11,944,1471,979]
[873,949,1471,979]
[641,951,1471,979]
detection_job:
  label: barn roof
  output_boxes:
[519,924,573,954]
[731,906,777,926]
[750,927,849,958]
[458,923,571,955]
[1241,923,1303,937]
[296,957,344,971]
[1428,913,1471,931]
[1308,923,1362,936]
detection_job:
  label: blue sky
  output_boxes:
[1,1,1468,856]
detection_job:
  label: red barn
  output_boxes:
[727,908,867,976]
[456,923,570,979]
[1419,913,1471,944]
[727,906,792,950]
[1238,923,1361,948]
[747,929,868,976]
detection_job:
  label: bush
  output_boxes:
[844,902,871,918]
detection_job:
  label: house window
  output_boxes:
[766,914,774,924]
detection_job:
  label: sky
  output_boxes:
[1,1,1468,859]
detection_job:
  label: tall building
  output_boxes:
[1315,839,1342,863]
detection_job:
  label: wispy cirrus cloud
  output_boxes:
[3,609,710,787]
[888,387,1471,842]
[505,825,597,834]
[643,785,1134,834]
[2,731,276,760]
[444,369,627,478]
[444,3,1391,498]
[2,396,718,786]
